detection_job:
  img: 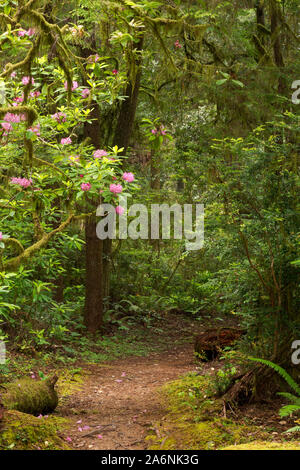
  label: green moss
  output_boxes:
[56,368,85,398]
[0,410,70,450]
[147,372,269,450]
[222,441,300,450]
[3,377,58,415]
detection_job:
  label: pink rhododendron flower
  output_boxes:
[13,95,24,105]
[93,149,108,158]
[109,183,123,194]
[26,28,35,37]
[115,206,125,215]
[0,232,2,240]
[97,435,103,439]
[18,29,27,37]
[61,137,72,145]
[1,122,13,134]
[66,437,72,442]
[28,124,40,136]
[112,69,118,75]
[11,72,16,79]
[160,126,166,135]
[81,88,90,98]
[4,113,21,123]
[64,81,78,91]
[122,172,134,183]
[22,76,34,86]
[174,39,182,48]
[81,182,91,191]
[11,177,33,188]
[30,90,41,98]
[52,112,67,123]
[151,129,157,135]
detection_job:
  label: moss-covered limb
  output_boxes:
[32,155,67,178]
[0,105,38,125]
[3,213,74,272]
[2,375,58,415]
[0,409,69,450]
[1,43,37,79]
[2,238,24,254]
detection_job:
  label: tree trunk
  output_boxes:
[84,217,104,332]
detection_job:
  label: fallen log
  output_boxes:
[194,327,244,361]
[1,375,58,416]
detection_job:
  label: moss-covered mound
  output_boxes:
[222,441,300,450]
[0,410,70,450]
[2,377,58,415]
[146,373,270,450]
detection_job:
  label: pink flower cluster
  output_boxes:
[81,88,90,98]
[174,39,182,49]
[10,177,32,188]
[4,112,25,123]
[30,90,41,99]
[122,172,134,183]
[93,149,108,158]
[1,122,12,134]
[64,81,78,91]
[115,205,125,215]
[109,183,123,194]
[52,112,67,123]
[0,232,3,240]
[151,125,167,136]
[18,28,35,37]
[88,54,100,63]
[28,124,41,136]
[81,183,91,191]
[61,137,72,145]
[22,76,34,86]
[13,95,24,106]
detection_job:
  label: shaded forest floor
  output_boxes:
[57,345,194,449]
[1,313,300,450]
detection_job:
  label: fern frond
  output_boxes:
[279,404,300,418]
[249,357,300,396]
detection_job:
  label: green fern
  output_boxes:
[249,357,300,396]
[249,357,300,428]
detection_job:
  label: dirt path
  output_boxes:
[58,344,195,450]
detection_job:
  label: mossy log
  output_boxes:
[194,327,244,361]
[1,375,58,416]
[0,410,69,450]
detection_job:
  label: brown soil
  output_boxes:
[57,345,195,450]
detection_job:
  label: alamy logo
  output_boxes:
[0,81,5,105]
[291,80,300,105]
[96,196,204,251]
[291,340,300,365]
[0,341,6,364]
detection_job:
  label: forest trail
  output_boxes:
[57,344,195,450]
